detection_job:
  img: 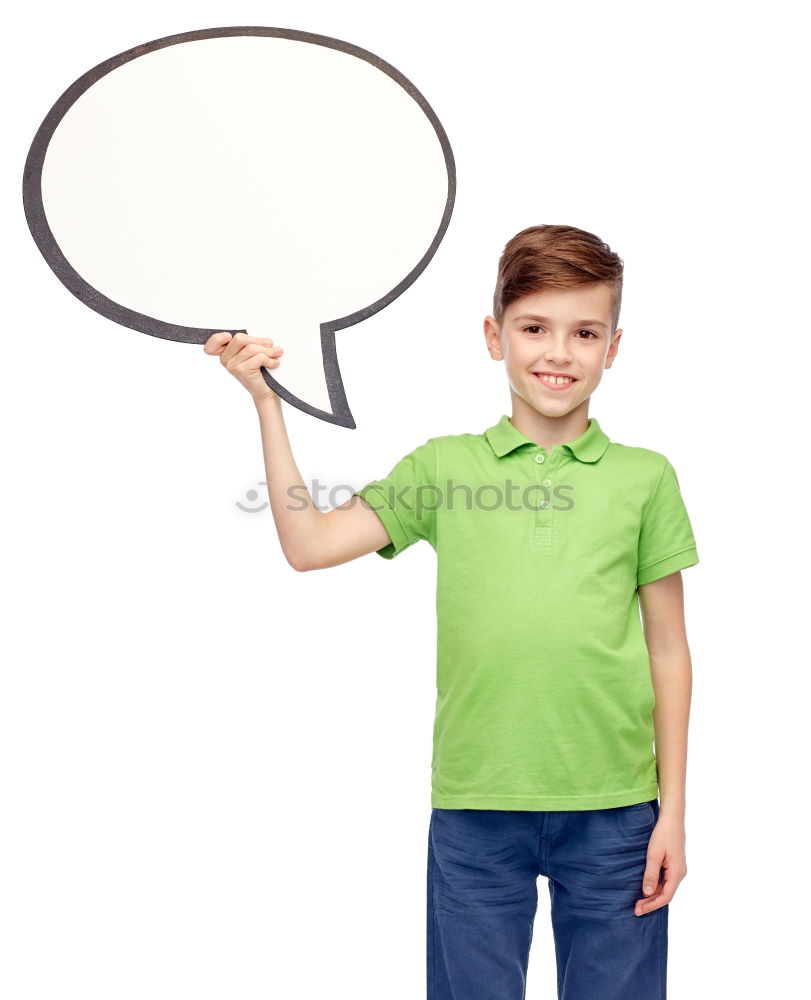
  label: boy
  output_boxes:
[205,224,698,1000]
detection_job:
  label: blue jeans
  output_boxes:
[427,800,666,1000]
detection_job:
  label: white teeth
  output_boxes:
[537,374,574,384]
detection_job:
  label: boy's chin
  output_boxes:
[519,394,592,420]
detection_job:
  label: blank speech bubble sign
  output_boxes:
[22,26,456,428]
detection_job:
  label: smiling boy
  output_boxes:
[206,224,698,1000]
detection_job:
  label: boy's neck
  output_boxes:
[509,397,591,453]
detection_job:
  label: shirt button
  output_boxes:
[535,454,545,463]
[542,478,552,487]
[540,500,550,508]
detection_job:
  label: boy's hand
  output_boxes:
[204,331,284,403]
[634,812,687,916]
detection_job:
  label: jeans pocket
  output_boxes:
[621,799,656,828]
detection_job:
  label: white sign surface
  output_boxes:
[24,27,456,426]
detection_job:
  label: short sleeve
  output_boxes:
[637,457,699,586]
[352,439,438,559]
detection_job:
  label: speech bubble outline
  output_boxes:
[22,25,456,428]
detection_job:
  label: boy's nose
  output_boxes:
[544,348,572,364]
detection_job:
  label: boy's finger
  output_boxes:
[642,858,663,896]
[229,344,281,371]
[635,893,666,915]
[220,332,280,361]
[218,331,254,364]
[635,880,663,912]
[203,331,233,355]
[635,862,683,914]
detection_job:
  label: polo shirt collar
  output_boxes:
[484,414,610,463]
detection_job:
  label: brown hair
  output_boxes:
[492,224,624,332]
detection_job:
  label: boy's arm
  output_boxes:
[638,570,693,820]
[254,395,391,571]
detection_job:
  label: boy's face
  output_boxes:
[483,282,622,422]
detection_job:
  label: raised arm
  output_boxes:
[205,332,391,571]
[253,394,391,570]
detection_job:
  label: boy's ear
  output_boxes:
[483,316,504,360]
[604,328,623,368]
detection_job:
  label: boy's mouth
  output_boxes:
[531,371,578,388]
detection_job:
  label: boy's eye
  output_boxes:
[523,326,597,338]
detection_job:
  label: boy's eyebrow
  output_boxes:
[513,314,609,329]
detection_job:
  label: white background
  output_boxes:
[2,1,807,997]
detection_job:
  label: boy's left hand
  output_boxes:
[634,812,687,916]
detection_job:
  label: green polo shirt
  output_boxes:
[353,414,699,810]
